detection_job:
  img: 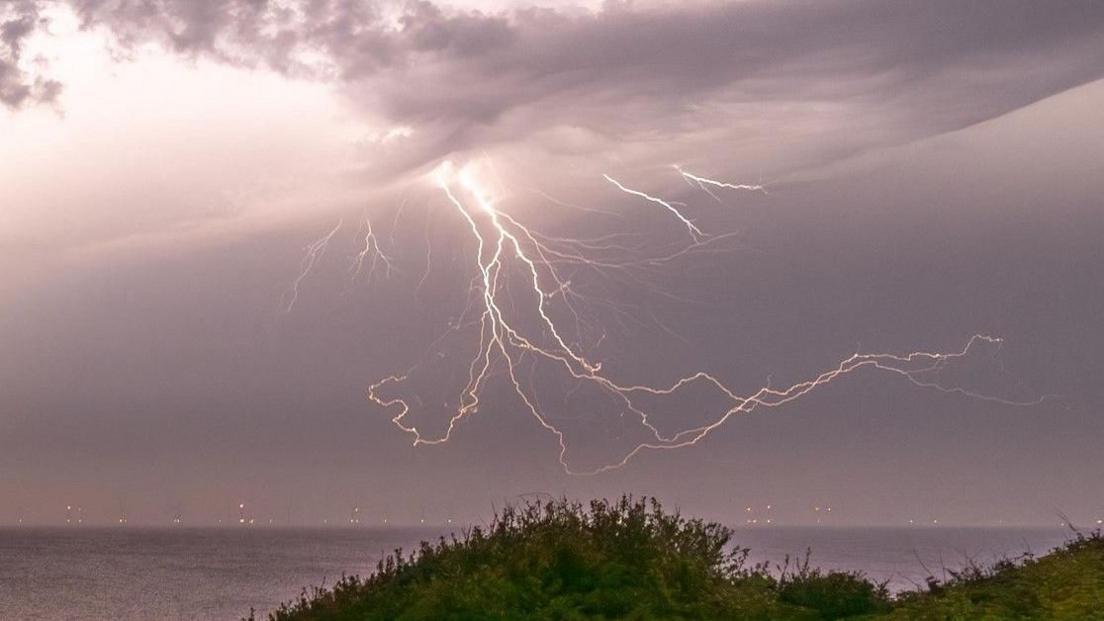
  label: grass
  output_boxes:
[249,497,1104,621]
[880,531,1104,620]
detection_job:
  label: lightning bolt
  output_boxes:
[603,174,705,241]
[281,219,342,313]
[363,160,1051,476]
[675,165,767,200]
[349,211,396,284]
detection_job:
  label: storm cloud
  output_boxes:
[12,0,1104,176]
[0,0,61,107]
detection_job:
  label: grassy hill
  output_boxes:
[880,532,1104,621]
[250,498,1103,621]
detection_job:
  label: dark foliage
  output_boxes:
[250,501,1103,621]
[884,530,1104,621]
[253,497,848,620]
[776,551,891,619]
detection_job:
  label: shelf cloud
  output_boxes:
[8,0,1104,175]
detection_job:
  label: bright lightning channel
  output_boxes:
[359,160,1049,476]
[675,165,767,201]
[603,174,704,242]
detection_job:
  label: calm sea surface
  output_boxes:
[0,525,1072,620]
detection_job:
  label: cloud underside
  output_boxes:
[1,1,61,107]
[8,0,1104,175]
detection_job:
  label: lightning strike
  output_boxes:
[603,174,705,241]
[349,212,395,283]
[281,219,343,313]
[360,160,1050,476]
[675,165,767,199]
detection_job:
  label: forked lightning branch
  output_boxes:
[284,159,1048,475]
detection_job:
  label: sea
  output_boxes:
[0,525,1073,620]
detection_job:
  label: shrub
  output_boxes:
[255,496,814,621]
[776,552,891,619]
[250,504,1103,621]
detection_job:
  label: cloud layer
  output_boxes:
[10,0,1104,177]
[0,0,61,107]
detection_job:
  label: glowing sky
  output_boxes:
[1,0,1103,525]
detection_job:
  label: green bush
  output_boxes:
[251,502,1103,621]
[776,553,891,619]
[255,497,827,621]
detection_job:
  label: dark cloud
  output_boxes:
[354,0,1104,170]
[12,1,1104,174]
[367,0,1104,120]
[0,0,61,108]
[65,0,394,73]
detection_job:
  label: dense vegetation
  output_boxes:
[882,531,1104,620]
[251,498,1103,621]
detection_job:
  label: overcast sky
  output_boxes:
[1,0,1102,526]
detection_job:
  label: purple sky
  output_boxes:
[1,0,1103,526]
